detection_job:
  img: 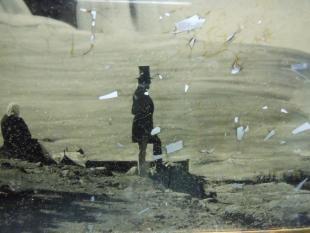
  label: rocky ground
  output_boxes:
[0,157,310,232]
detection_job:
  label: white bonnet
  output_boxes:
[6,102,20,116]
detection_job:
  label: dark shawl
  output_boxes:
[1,114,32,153]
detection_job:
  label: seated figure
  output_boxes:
[0,103,55,165]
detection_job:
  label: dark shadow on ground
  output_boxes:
[150,163,207,199]
[0,189,126,233]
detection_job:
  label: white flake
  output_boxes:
[231,58,241,74]
[234,117,239,124]
[185,84,189,93]
[264,130,275,141]
[225,28,242,43]
[164,12,171,17]
[292,122,310,135]
[231,56,242,75]
[80,8,97,48]
[151,126,161,135]
[174,15,206,33]
[262,106,268,110]
[237,126,245,141]
[231,66,240,74]
[294,178,308,192]
[281,108,288,114]
[166,140,183,154]
[226,32,237,43]
[289,63,309,79]
[291,63,308,71]
[91,10,97,20]
[98,91,118,100]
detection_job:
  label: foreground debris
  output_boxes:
[0,157,309,232]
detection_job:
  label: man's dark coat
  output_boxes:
[131,86,154,143]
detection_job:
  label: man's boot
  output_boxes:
[155,158,164,173]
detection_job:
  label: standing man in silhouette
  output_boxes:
[132,66,163,176]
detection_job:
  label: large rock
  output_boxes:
[52,150,87,167]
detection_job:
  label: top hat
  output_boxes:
[137,66,151,84]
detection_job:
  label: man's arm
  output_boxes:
[132,93,153,116]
